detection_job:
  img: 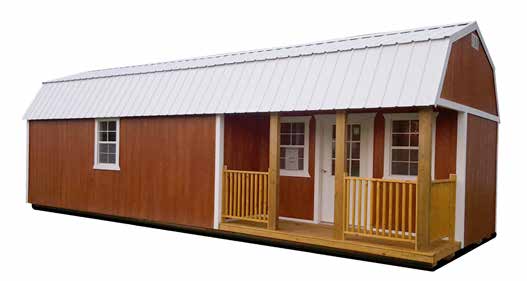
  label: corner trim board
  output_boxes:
[213,114,225,229]
[455,112,467,247]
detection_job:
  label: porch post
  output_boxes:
[416,108,433,250]
[334,110,347,240]
[268,112,280,230]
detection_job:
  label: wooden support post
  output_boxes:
[416,108,433,250]
[268,112,280,230]
[334,110,347,240]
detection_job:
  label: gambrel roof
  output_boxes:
[24,22,488,120]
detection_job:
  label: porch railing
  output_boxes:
[430,174,457,242]
[343,175,457,245]
[344,177,418,243]
[221,166,269,224]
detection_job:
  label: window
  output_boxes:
[94,119,120,170]
[331,124,361,177]
[280,117,310,177]
[390,120,419,176]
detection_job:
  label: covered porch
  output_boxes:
[217,108,460,266]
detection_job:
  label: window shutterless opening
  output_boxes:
[94,119,120,171]
[279,116,310,177]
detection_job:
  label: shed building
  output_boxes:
[24,21,498,269]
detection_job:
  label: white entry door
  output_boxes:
[319,114,374,223]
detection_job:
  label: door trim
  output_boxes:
[313,113,375,224]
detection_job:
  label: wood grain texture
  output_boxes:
[268,113,280,230]
[440,32,498,115]
[333,110,347,239]
[464,114,497,245]
[416,108,433,250]
[223,113,315,220]
[434,108,458,180]
[373,113,385,178]
[28,116,216,228]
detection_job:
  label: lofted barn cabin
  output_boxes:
[24,22,498,269]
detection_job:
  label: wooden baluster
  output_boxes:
[258,174,263,221]
[229,172,234,217]
[245,174,250,217]
[263,174,268,219]
[249,174,254,217]
[402,183,407,239]
[351,179,356,232]
[376,181,380,235]
[357,179,362,232]
[225,172,229,217]
[344,179,349,232]
[368,180,373,234]
[395,183,400,238]
[382,182,387,236]
[388,182,393,237]
[361,180,368,233]
[254,174,257,218]
[409,184,413,238]
[238,173,242,217]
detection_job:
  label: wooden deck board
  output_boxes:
[220,220,460,265]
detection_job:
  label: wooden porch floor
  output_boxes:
[219,219,460,266]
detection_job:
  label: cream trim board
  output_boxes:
[383,113,436,181]
[26,121,29,203]
[213,114,225,229]
[280,116,311,178]
[93,118,120,171]
[437,98,499,123]
[455,112,467,247]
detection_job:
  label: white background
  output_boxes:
[1,0,525,279]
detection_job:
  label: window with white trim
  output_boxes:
[280,117,310,177]
[94,119,120,170]
[390,120,419,176]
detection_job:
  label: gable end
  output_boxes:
[440,32,498,116]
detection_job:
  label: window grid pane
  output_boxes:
[97,120,118,165]
[280,121,306,172]
[391,119,418,176]
[332,124,360,176]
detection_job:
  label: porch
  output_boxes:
[220,219,459,266]
[217,108,461,265]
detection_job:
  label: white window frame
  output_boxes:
[280,116,310,178]
[383,113,436,180]
[93,118,120,171]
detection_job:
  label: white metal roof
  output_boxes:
[24,22,482,120]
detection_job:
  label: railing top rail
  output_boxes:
[224,169,269,175]
[344,176,417,184]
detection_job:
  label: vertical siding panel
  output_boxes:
[28,116,216,228]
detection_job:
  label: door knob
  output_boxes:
[322,169,328,173]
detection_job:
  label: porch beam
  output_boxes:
[416,108,433,250]
[268,112,280,230]
[334,110,347,240]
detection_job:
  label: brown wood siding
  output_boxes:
[279,117,315,220]
[464,114,498,245]
[434,109,457,180]
[28,116,216,229]
[440,33,498,115]
[223,113,315,220]
[224,114,270,171]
